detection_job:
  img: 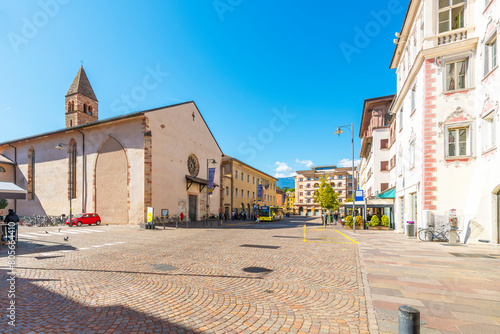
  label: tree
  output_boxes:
[0,199,8,210]
[285,188,295,193]
[313,176,339,214]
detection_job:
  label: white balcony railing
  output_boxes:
[437,29,468,46]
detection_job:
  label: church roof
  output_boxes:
[66,66,98,101]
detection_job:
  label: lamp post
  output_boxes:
[56,143,73,227]
[205,159,217,227]
[334,123,356,233]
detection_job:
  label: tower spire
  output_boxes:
[65,66,98,128]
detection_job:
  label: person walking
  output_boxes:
[334,212,338,225]
[231,211,235,221]
[3,209,19,242]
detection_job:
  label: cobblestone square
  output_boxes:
[0,217,368,333]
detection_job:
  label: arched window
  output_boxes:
[69,140,77,199]
[314,183,319,188]
[88,106,93,116]
[306,183,311,188]
[0,166,5,172]
[70,120,73,127]
[83,104,87,114]
[338,182,342,187]
[331,182,335,187]
[28,147,35,200]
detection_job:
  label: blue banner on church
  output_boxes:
[257,185,263,200]
[208,168,215,194]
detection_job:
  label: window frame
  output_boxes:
[484,34,497,77]
[444,122,474,158]
[438,0,466,34]
[444,58,468,92]
[481,110,496,153]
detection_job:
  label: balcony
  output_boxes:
[436,28,468,46]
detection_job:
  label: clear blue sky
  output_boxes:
[0,0,408,177]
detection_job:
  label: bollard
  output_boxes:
[399,305,420,334]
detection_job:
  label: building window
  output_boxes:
[306,183,310,188]
[241,189,244,197]
[399,107,403,131]
[69,141,77,199]
[299,185,303,189]
[338,182,342,187]
[299,178,303,181]
[338,175,343,179]
[381,183,389,192]
[331,183,335,187]
[485,35,497,76]
[438,0,465,34]
[252,177,255,184]
[306,199,311,203]
[348,175,352,179]
[300,200,303,203]
[411,85,416,112]
[446,126,473,158]
[253,191,255,199]
[0,166,5,172]
[83,103,87,114]
[88,105,93,116]
[247,190,250,198]
[235,188,238,197]
[247,175,249,182]
[380,139,389,149]
[28,146,35,200]
[482,112,496,152]
[300,192,303,196]
[226,186,229,196]
[445,59,467,91]
[410,140,416,168]
[241,172,244,180]
[235,170,238,178]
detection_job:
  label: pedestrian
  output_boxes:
[180,212,184,222]
[334,212,338,225]
[3,209,19,242]
[255,213,260,223]
[232,211,235,221]
[224,212,228,221]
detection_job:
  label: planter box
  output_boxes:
[368,225,391,230]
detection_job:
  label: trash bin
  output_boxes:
[406,221,415,237]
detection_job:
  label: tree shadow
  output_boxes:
[0,268,198,333]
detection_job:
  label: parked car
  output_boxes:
[66,213,101,226]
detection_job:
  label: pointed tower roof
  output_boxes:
[65,66,98,101]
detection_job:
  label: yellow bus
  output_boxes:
[258,206,284,222]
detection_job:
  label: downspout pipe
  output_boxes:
[7,144,17,212]
[77,130,86,212]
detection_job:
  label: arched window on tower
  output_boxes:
[69,141,77,199]
[83,104,87,114]
[28,146,35,200]
[0,166,5,172]
[88,105,92,116]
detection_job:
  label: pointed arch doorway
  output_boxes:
[95,137,129,224]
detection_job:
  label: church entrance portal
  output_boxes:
[95,137,128,224]
[189,195,197,222]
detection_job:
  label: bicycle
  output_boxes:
[418,225,450,242]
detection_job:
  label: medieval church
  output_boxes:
[0,67,222,224]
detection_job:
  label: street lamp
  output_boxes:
[56,143,73,226]
[334,123,356,233]
[205,159,217,227]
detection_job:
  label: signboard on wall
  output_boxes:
[257,185,263,200]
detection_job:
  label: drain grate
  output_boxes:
[243,267,273,273]
[273,236,301,239]
[240,244,280,249]
[450,253,495,259]
[152,264,179,271]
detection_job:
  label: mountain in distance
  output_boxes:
[277,177,295,190]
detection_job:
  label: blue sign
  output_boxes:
[257,185,263,200]
[355,190,364,201]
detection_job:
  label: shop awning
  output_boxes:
[0,182,27,200]
[376,187,396,199]
[185,175,218,192]
[351,198,394,208]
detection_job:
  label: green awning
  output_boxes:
[376,187,395,199]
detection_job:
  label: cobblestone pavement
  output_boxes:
[341,228,500,334]
[0,217,369,333]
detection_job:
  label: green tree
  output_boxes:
[0,199,8,210]
[313,176,339,215]
[286,188,295,193]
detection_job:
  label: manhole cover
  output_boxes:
[240,244,280,249]
[243,267,273,273]
[152,264,178,271]
[450,253,495,259]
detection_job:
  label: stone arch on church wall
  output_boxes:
[94,136,130,224]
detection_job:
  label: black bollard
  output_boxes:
[399,305,420,334]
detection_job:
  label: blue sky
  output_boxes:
[0,0,408,177]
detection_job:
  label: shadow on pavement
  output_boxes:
[0,268,198,333]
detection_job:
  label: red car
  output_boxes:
[66,213,101,226]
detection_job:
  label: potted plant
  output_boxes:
[370,214,380,227]
[381,215,390,227]
[344,215,353,227]
[356,215,364,227]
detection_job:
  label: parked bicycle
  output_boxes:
[418,224,450,242]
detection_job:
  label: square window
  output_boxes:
[438,0,465,33]
[446,126,473,158]
[485,36,497,76]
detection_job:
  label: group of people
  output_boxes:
[322,212,340,225]
[230,211,250,221]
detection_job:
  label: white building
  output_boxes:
[390,0,500,243]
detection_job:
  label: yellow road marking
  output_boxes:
[335,230,358,244]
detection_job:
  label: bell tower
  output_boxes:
[65,66,98,128]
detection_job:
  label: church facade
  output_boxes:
[0,67,222,224]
